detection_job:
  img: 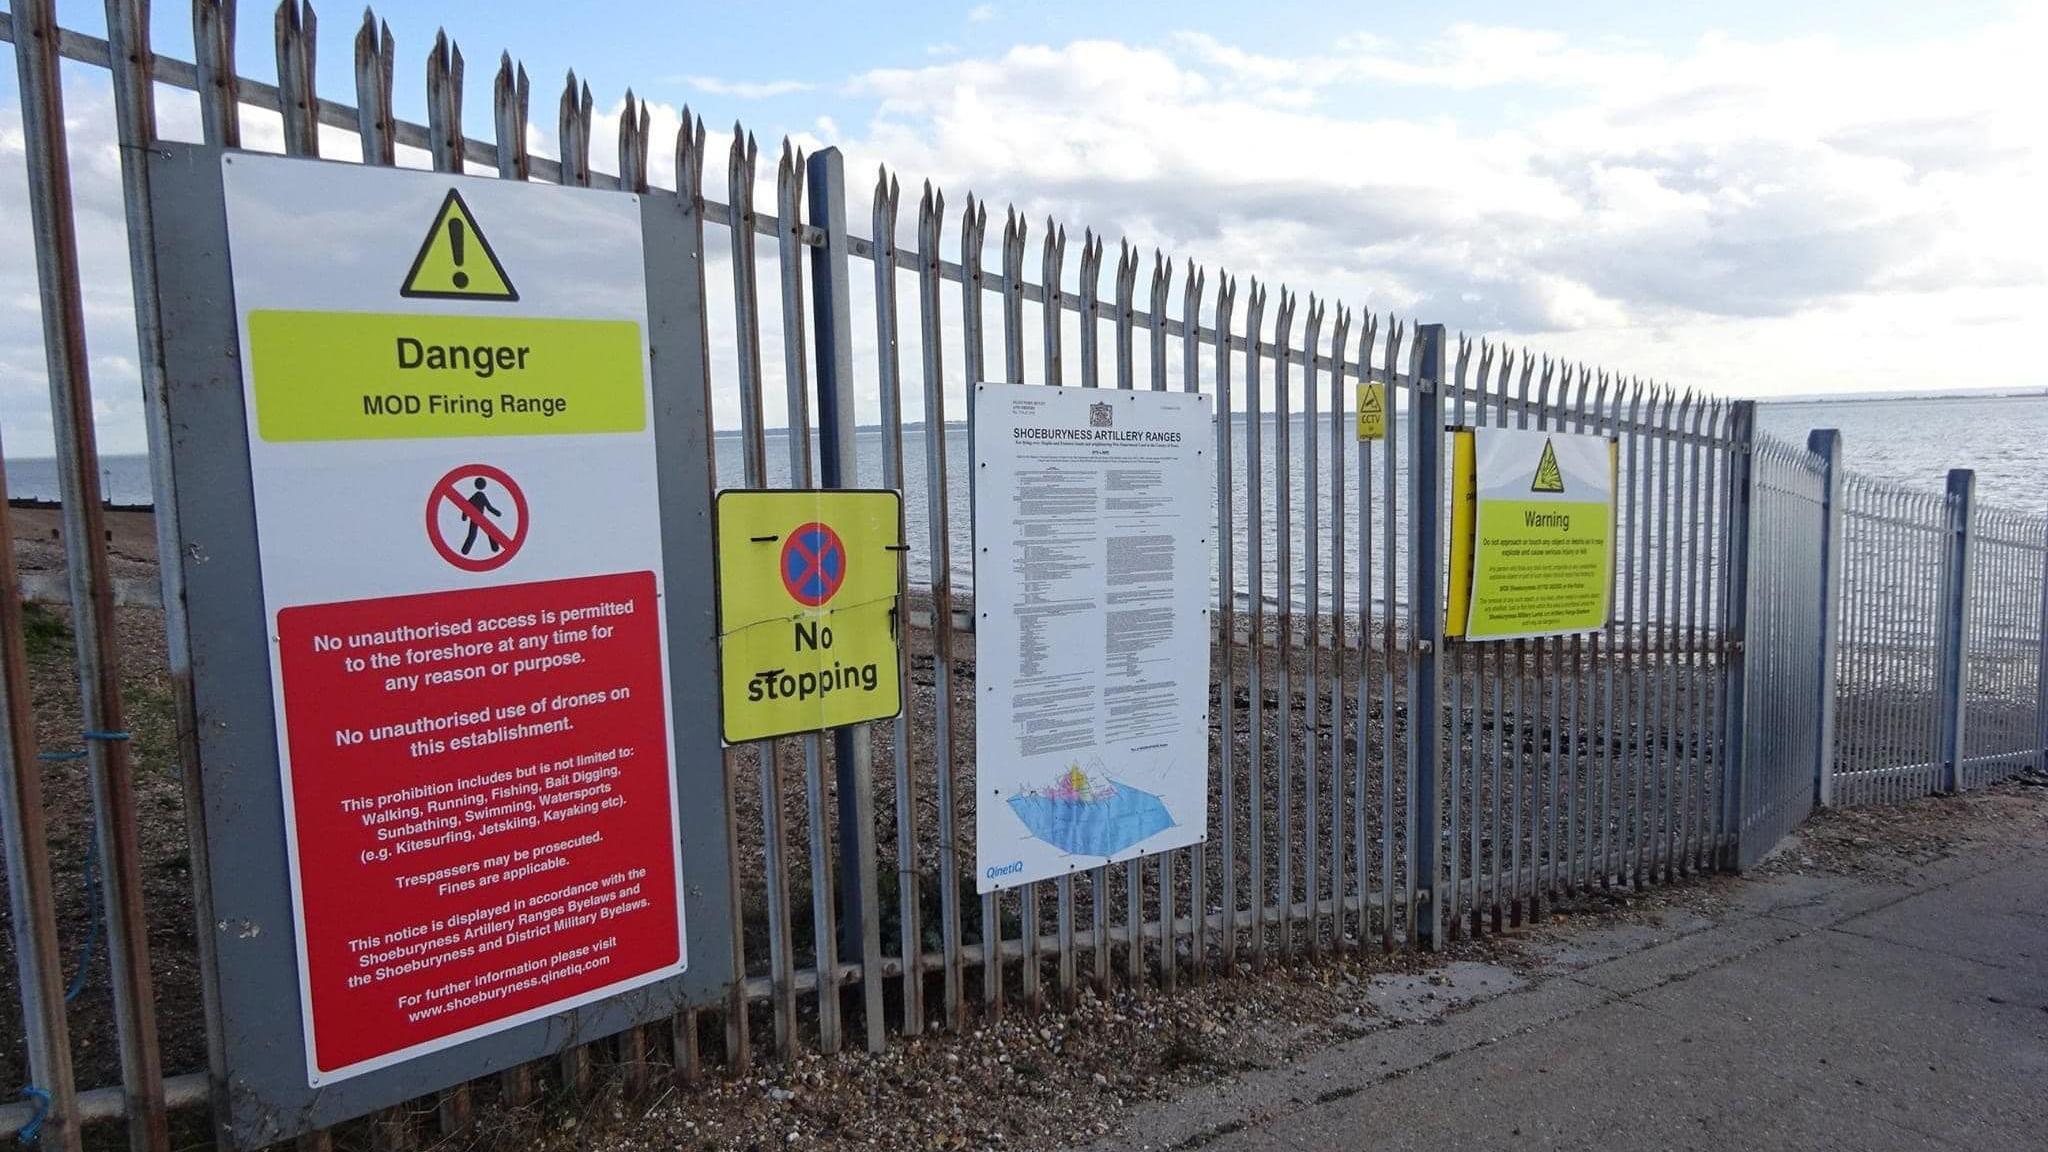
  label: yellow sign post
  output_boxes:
[715,489,904,742]
[1356,381,1387,441]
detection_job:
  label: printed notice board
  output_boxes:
[714,489,904,742]
[1447,427,1617,641]
[971,383,1212,891]
[220,154,686,1086]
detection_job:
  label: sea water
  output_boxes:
[11,392,2042,610]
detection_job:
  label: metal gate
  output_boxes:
[1731,432,1829,867]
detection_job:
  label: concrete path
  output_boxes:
[1070,813,2048,1151]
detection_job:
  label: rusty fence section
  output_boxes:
[2,3,2045,1150]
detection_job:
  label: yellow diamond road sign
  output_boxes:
[715,489,904,743]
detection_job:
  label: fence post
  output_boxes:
[806,146,887,1053]
[2036,525,2048,773]
[1937,469,1976,793]
[0,481,81,1149]
[10,3,172,1146]
[1718,401,1757,867]
[1408,325,1445,948]
[1808,429,1844,808]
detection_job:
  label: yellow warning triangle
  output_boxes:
[1359,386,1384,418]
[400,189,518,301]
[1531,438,1566,493]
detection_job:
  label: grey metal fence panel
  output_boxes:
[1831,476,1951,806]
[1961,506,2047,788]
[1437,367,1740,913]
[1736,435,1828,867]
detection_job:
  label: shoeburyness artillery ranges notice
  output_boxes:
[972,384,1213,891]
[1448,427,1618,642]
[147,147,731,1144]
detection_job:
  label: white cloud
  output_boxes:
[3,13,2044,463]
[680,75,813,100]
[1172,24,1664,95]
[824,16,2046,400]
[967,5,997,23]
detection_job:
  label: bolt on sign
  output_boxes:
[714,490,905,743]
[1446,427,1619,641]
[1355,380,1387,441]
[971,384,1213,891]
[175,151,712,1123]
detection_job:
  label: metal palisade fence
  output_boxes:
[1,2,2046,1149]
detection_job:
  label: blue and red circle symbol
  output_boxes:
[780,522,846,607]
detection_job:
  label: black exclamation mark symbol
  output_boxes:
[448,218,469,290]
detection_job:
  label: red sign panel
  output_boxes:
[275,570,681,1077]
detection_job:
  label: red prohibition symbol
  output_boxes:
[780,522,847,607]
[427,463,528,572]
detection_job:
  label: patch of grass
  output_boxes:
[118,672,179,778]
[20,599,71,659]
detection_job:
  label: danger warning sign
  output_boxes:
[401,188,518,301]
[715,490,904,743]
[1446,426,1616,642]
[220,154,686,1087]
[1530,438,1566,493]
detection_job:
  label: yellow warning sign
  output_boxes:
[1356,381,1386,441]
[1446,428,1618,642]
[247,311,644,441]
[400,188,518,301]
[1531,438,1565,493]
[715,489,904,743]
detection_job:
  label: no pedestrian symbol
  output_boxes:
[427,463,528,572]
[781,523,847,607]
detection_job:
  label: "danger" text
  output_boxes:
[395,336,531,378]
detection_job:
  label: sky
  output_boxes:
[2,0,2046,455]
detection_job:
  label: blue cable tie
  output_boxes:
[64,837,102,1005]
[35,732,127,762]
[21,733,124,1005]
[16,1086,50,1145]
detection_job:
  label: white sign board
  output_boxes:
[222,155,685,1085]
[972,383,1212,891]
